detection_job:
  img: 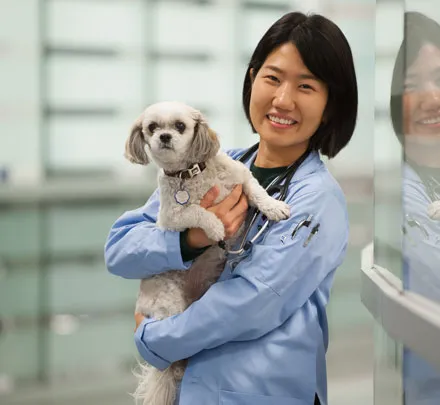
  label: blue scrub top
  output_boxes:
[105,148,350,405]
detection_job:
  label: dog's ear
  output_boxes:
[188,112,220,163]
[124,113,150,165]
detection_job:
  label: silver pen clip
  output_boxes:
[291,214,313,239]
[303,223,320,247]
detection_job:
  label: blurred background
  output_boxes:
[0,0,437,404]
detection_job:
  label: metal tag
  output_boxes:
[175,189,190,205]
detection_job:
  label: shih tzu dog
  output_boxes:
[124,101,290,405]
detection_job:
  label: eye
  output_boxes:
[265,75,280,83]
[404,82,418,92]
[148,122,158,133]
[299,84,314,90]
[175,121,186,133]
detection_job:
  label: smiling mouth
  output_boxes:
[417,116,440,125]
[267,114,298,126]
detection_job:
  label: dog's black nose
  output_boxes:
[160,133,172,143]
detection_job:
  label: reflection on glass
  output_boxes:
[374,2,405,279]
[390,10,440,404]
[391,11,440,302]
[374,324,403,405]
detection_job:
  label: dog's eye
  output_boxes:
[148,122,158,133]
[175,121,186,133]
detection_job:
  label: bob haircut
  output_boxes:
[242,12,358,159]
[390,12,440,140]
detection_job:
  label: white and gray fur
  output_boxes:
[428,200,440,220]
[125,101,290,405]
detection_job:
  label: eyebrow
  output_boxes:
[263,65,318,80]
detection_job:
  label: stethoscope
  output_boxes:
[219,142,311,257]
[425,176,440,204]
[402,172,440,244]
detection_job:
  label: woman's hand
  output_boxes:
[134,312,146,332]
[186,185,249,249]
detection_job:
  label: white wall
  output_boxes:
[0,0,42,184]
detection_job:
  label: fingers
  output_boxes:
[225,192,249,222]
[200,184,247,240]
[134,312,145,332]
[200,185,219,209]
[225,212,247,239]
[223,193,249,239]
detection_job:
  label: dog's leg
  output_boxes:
[219,156,290,222]
[184,246,227,303]
[171,205,226,241]
[243,176,291,221]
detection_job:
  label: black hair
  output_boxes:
[242,11,358,158]
[390,12,440,140]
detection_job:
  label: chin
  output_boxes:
[260,131,302,148]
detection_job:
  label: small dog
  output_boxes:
[125,101,290,405]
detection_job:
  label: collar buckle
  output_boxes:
[171,162,205,179]
[187,164,202,178]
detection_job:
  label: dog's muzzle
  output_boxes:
[160,133,172,143]
[159,133,173,149]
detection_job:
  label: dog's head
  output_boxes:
[124,101,220,171]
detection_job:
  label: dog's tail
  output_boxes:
[132,361,177,405]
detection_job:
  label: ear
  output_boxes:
[188,112,220,163]
[124,113,150,165]
[249,68,255,83]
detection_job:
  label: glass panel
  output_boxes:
[399,5,440,304]
[399,4,440,404]
[374,324,404,405]
[374,0,405,279]
[374,3,440,404]
[374,3,405,405]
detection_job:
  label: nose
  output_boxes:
[420,93,440,112]
[273,83,295,111]
[419,81,440,111]
[160,133,172,143]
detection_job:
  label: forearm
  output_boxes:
[134,191,349,366]
[138,275,283,363]
[105,221,189,279]
[105,190,192,279]
[135,263,320,372]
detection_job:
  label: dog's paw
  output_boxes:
[259,199,291,221]
[203,219,225,242]
[428,200,440,220]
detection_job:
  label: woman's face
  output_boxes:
[249,42,328,154]
[403,42,440,166]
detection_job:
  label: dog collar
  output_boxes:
[164,162,207,180]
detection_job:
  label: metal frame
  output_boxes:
[361,243,440,371]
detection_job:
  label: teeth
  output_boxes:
[420,116,440,125]
[268,115,295,125]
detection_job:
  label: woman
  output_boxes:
[390,11,440,405]
[105,12,358,405]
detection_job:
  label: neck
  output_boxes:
[254,141,309,168]
[407,158,440,180]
